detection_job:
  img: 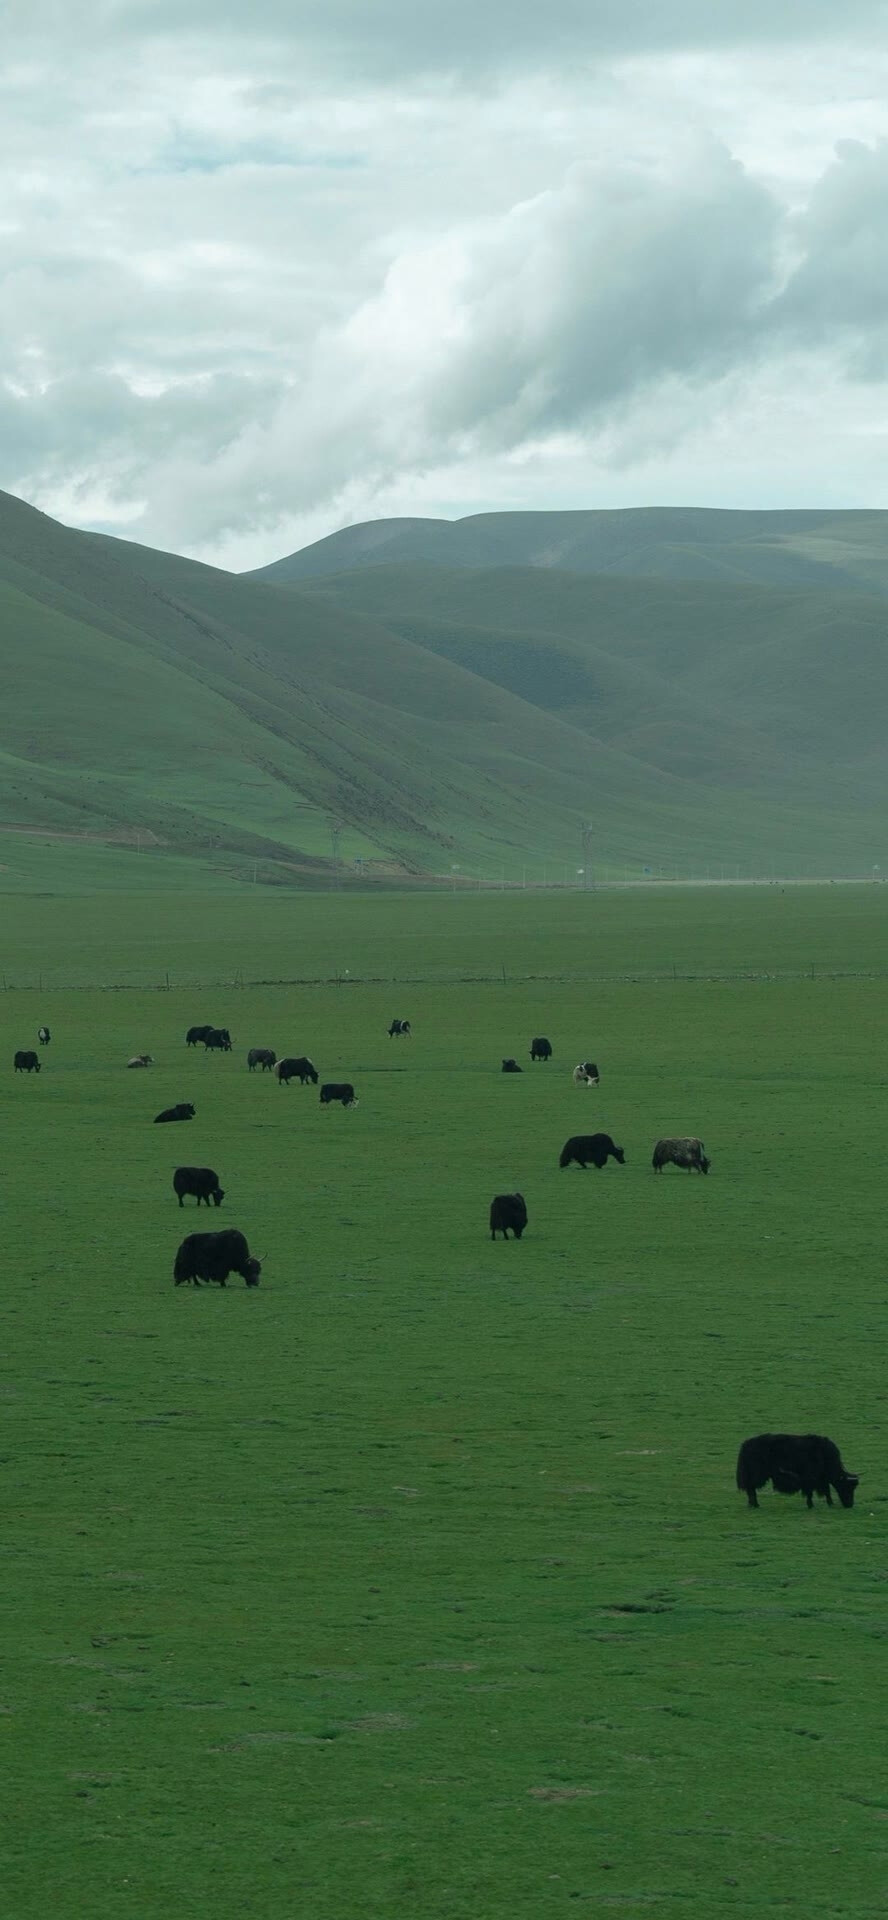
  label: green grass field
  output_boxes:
[3,887,885,1917]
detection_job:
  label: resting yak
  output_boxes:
[185,1025,213,1047]
[173,1228,261,1288]
[204,1028,232,1053]
[127,1054,153,1068]
[501,1058,522,1074]
[736,1434,859,1510]
[38,1026,51,1046]
[14,1050,40,1074]
[247,1047,277,1072]
[155,1103,195,1124]
[489,1193,528,1240]
[173,1166,224,1208]
[320,1082,356,1107]
[573,1061,600,1086]
[276,1056,318,1086]
[560,1132,625,1170]
[388,1019,411,1037]
[530,1037,552,1062]
[652,1137,710,1174]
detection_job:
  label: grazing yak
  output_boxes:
[127,1053,154,1068]
[247,1048,277,1072]
[38,1026,51,1046]
[320,1082,356,1107]
[14,1050,40,1074]
[173,1167,224,1208]
[204,1028,232,1053]
[573,1061,600,1086]
[489,1193,528,1240]
[276,1056,318,1086]
[186,1025,214,1046]
[388,1019,411,1037]
[173,1228,261,1288]
[560,1132,625,1170]
[154,1103,196,1124]
[736,1434,859,1510]
[501,1058,522,1073]
[652,1137,710,1174]
[530,1037,553,1062]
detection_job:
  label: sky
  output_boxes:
[3,0,888,569]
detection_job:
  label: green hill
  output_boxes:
[0,488,885,889]
[250,506,888,597]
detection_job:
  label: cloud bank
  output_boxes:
[2,5,888,564]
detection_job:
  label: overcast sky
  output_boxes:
[3,1,888,569]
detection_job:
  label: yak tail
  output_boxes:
[735,1442,750,1491]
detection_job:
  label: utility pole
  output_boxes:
[330,822,343,889]
[580,824,593,889]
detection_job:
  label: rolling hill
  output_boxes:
[0,488,885,888]
[250,506,888,598]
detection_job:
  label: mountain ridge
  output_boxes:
[0,487,885,887]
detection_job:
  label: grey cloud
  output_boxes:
[12,0,888,76]
[420,149,779,443]
[775,141,888,348]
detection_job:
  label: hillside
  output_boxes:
[0,487,885,888]
[250,506,888,598]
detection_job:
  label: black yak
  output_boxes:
[736,1434,859,1510]
[173,1167,224,1208]
[37,1026,50,1046]
[276,1056,318,1086]
[320,1082,356,1106]
[530,1037,552,1061]
[186,1025,213,1046]
[127,1053,154,1068]
[204,1028,232,1052]
[155,1103,195,1124]
[573,1061,600,1086]
[560,1133,625,1169]
[173,1228,261,1288]
[247,1048,277,1072]
[14,1050,40,1074]
[388,1019,411,1037]
[652,1137,710,1174]
[501,1058,522,1073]
[490,1193,528,1240]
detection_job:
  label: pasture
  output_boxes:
[3,886,886,1918]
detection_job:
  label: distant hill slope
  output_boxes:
[0,486,886,887]
[251,506,888,598]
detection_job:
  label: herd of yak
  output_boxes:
[11,1019,859,1512]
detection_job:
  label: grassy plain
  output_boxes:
[2,886,886,1917]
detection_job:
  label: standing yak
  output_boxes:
[275,1057,318,1086]
[736,1434,859,1510]
[14,1050,40,1074]
[530,1037,553,1062]
[173,1228,261,1287]
[247,1048,277,1072]
[173,1167,224,1208]
[38,1026,51,1046]
[652,1138,710,1174]
[559,1133,625,1170]
[186,1025,214,1046]
[489,1193,528,1240]
[320,1082,356,1106]
[204,1028,232,1053]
